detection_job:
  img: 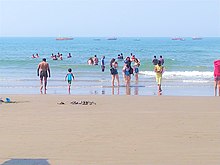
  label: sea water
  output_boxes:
[0,37,219,96]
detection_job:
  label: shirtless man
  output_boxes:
[37,58,51,94]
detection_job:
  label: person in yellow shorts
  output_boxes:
[154,60,164,92]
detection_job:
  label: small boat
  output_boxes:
[192,37,203,40]
[56,37,74,41]
[94,38,101,41]
[107,37,117,40]
[172,37,185,41]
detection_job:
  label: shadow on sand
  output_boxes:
[1,159,50,165]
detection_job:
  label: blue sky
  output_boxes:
[0,0,220,37]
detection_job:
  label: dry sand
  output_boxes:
[0,95,219,165]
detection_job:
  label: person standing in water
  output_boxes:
[101,56,105,72]
[93,55,99,65]
[133,58,140,81]
[154,60,164,93]
[37,58,51,94]
[152,56,158,65]
[214,60,220,96]
[159,55,164,65]
[65,68,75,94]
[110,60,120,87]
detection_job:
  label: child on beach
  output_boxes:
[65,68,75,94]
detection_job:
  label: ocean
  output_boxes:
[0,37,219,96]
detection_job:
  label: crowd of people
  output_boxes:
[33,52,220,96]
[32,53,39,58]
[36,53,167,94]
[32,52,72,60]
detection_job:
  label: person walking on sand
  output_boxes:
[214,60,220,96]
[154,60,164,93]
[65,68,75,94]
[37,58,50,94]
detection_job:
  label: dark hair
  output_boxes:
[154,56,156,58]
[42,58,46,62]
[110,58,116,67]
[160,55,163,58]
[68,68,72,72]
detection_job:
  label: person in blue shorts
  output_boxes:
[123,64,132,87]
[110,61,120,86]
[133,58,140,81]
[101,55,105,72]
[65,68,75,94]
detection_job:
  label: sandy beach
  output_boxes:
[0,95,219,165]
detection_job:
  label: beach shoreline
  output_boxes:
[0,95,219,165]
[0,37,218,97]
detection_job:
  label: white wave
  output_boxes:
[183,80,210,83]
[139,71,213,78]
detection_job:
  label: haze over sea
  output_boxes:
[0,37,219,96]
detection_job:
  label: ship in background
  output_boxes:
[107,37,117,40]
[56,37,74,41]
[192,37,203,40]
[172,37,185,41]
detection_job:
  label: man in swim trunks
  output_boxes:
[37,58,51,94]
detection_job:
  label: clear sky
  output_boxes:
[0,0,220,37]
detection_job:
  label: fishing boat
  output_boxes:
[172,37,185,41]
[56,37,74,41]
[94,38,101,41]
[192,37,203,40]
[107,37,117,40]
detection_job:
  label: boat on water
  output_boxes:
[192,37,203,40]
[107,37,117,40]
[172,37,185,41]
[94,38,101,41]
[56,37,74,41]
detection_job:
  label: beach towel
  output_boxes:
[214,60,220,77]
